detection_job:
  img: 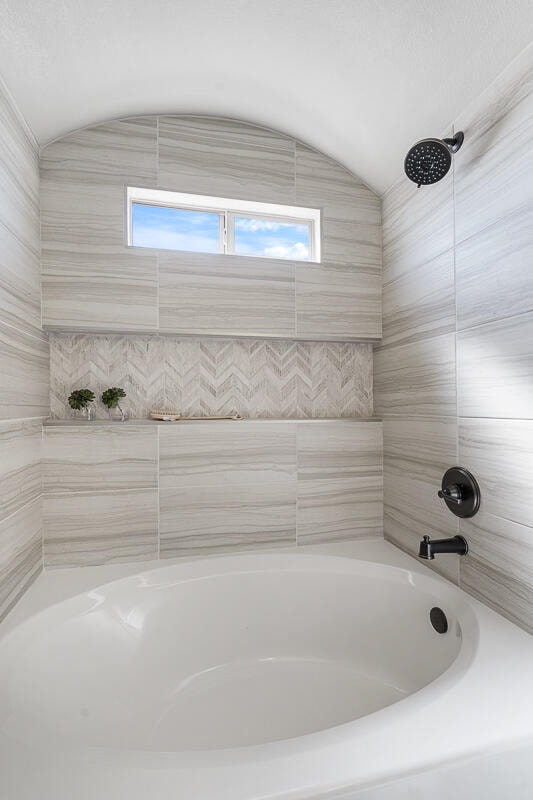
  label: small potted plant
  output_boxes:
[68,389,95,421]
[101,387,128,421]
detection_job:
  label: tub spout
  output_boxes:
[418,535,468,560]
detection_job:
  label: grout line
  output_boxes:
[157,425,161,560]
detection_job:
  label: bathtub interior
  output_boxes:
[0,555,466,752]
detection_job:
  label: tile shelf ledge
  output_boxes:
[42,326,382,345]
[44,417,382,427]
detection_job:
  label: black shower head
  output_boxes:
[404,132,464,187]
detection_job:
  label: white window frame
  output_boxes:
[127,186,321,262]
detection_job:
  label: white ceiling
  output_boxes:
[1,0,533,193]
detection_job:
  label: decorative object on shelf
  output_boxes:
[67,389,95,421]
[149,409,243,422]
[101,387,128,422]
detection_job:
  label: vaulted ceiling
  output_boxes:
[1,0,533,193]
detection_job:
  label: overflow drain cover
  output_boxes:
[430,607,448,634]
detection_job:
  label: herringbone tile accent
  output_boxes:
[49,334,373,419]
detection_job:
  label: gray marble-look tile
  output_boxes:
[382,172,453,286]
[0,420,42,524]
[48,334,373,420]
[159,250,295,337]
[297,421,382,544]
[374,334,456,417]
[158,116,295,204]
[0,83,39,252]
[294,143,381,225]
[0,498,42,622]
[459,418,533,529]
[44,426,157,493]
[40,119,157,250]
[40,118,157,184]
[457,312,533,419]
[42,248,158,330]
[0,219,41,335]
[43,489,158,568]
[40,182,127,249]
[382,416,459,583]
[456,202,533,330]
[295,341,373,418]
[159,422,296,556]
[460,511,533,633]
[0,321,49,419]
[454,56,533,245]
[294,143,381,269]
[382,249,455,347]
[296,262,381,340]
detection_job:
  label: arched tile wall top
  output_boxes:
[40,115,382,340]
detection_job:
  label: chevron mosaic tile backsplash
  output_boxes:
[49,334,373,419]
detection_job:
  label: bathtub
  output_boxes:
[1,541,533,799]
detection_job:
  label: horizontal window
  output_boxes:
[127,187,321,262]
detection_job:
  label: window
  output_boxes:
[127,187,321,262]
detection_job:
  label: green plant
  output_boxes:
[101,387,127,409]
[68,389,95,410]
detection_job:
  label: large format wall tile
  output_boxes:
[49,334,373,419]
[382,249,455,347]
[294,143,381,269]
[158,116,295,204]
[0,322,49,419]
[296,262,381,340]
[0,84,39,252]
[44,489,158,567]
[374,334,456,417]
[459,418,533,528]
[42,248,158,330]
[0,420,42,523]
[0,498,42,622]
[460,512,533,633]
[457,312,533,419]
[44,426,157,493]
[40,118,158,185]
[454,55,533,245]
[159,251,295,337]
[456,203,533,330]
[159,423,297,556]
[0,79,47,621]
[297,421,382,543]
[382,174,453,286]
[0,220,41,335]
[383,417,459,583]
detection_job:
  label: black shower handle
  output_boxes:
[437,485,463,505]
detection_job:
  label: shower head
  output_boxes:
[404,132,464,187]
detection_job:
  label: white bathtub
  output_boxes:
[1,541,533,798]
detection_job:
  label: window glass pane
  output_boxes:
[233,216,311,260]
[131,203,221,253]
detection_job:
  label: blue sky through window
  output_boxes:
[131,203,311,260]
[233,216,310,260]
[132,203,220,252]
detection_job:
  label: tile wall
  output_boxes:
[40,115,382,341]
[376,47,533,631]
[42,420,383,567]
[0,80,49,620]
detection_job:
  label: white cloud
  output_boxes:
[235,218,308,233]
[263,241,309,260]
